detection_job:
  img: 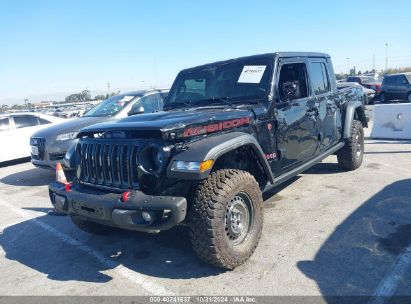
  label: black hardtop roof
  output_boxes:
[179,52,330,74]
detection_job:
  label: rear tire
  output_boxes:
[70,215,112,235]
[337,120,364,170]
[379,92,388,103]
[189,169,263,269]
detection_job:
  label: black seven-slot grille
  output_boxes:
[77,139,142,190]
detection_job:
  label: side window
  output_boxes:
[310,62,330,95]
[135,94,162,113]
[397,75,407,85]
[0,117,10,131]
[176,78,207,102]
[13,115,39,129]
[278,63,309,101]
[383,77,392,85]
[39,118,51,125]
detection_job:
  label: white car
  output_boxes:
[0,112,64,162]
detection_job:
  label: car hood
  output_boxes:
[79,107,255,139]
[31,116,110,139]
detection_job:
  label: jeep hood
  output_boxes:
[78,108,255,139]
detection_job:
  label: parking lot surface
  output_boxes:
[0,111,410,299]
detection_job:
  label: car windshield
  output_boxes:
[165,58,273,110]
[84,95,137,117]
[405,74,411,83]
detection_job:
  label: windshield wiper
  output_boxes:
[194,97,237,107]
[163,99,192,110]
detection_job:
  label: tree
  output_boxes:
[94,94,106,101]
[64,90,91,103]
[105,91,120,99]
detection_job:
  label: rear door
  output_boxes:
[308,59,340,150]
[274,58,320,172]
[10,115,42,159]
[395,75,409,99]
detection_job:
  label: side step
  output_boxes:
[263,142,344,193]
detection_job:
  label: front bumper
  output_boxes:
[49,181,187,232]
[31,139,77,170]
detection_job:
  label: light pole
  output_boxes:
[385,43,388,73]
[346,57,350,75]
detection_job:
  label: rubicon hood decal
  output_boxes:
[78,108,255,140]
[183,117,252,137]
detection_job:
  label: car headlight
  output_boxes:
[138,145,169,173]
[171,160,214,172]
[56,132,79,141]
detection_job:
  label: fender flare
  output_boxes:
[343,100,368,138]
[166,132,275,182]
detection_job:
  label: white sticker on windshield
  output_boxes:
[238,65,266,83]
[119,96,134,102]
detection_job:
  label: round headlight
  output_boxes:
[139,145,168,173]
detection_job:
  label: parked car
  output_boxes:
[0,112,64,162]
[50,52,367,269]
[31,88,168,170]
[346,76,382,103]
[379,73,411,103]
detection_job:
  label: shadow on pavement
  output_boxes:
[0,157,30,168]
[0,168,75,187]
[0,215,223,283]
[303,162,345,175]
[298,179,411,300]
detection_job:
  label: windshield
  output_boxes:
[84,95,137,117]
[165,58,273,110]
[405,74,411,84]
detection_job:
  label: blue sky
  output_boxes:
[1,0,410,105]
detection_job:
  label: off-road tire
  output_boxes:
[189,169,263,269]
[70,215,112,235]
[337,120,364,170]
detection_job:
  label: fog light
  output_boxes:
[142,212,152,222]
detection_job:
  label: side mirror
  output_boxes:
[128,106,145,116]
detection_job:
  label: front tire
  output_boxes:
[189,169,263,269]
[337,120,364,170]
[70,215,112,235]
[407,93,411,103]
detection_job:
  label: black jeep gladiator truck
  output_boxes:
[49,52,367,269]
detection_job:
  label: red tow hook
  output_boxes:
[64,182,73,192]
[121,191,131,203]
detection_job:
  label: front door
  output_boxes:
[274,59,320,173]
